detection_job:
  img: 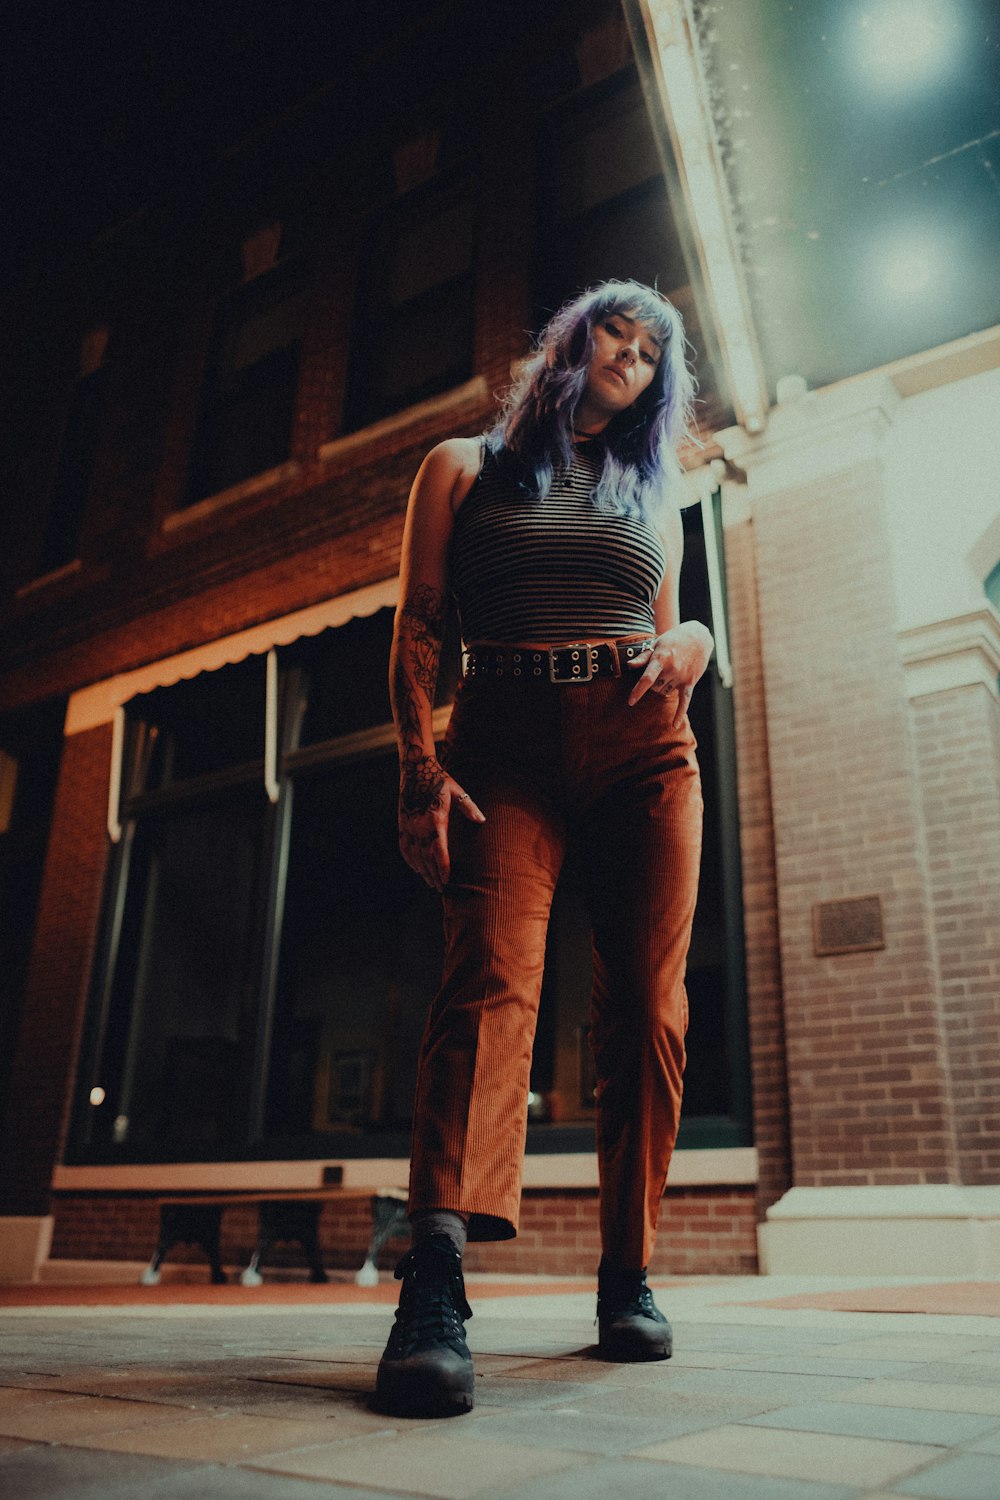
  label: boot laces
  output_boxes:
[387,1239,472,1358]
[597,1267,664,1323]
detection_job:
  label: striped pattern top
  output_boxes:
[449,441,667,643]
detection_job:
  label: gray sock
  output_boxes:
[410,1209,468,1256]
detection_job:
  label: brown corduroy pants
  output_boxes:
[408,655,703,1268]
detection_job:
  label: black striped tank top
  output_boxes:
[449,441,667,643]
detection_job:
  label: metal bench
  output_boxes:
[140,1187,409,1286]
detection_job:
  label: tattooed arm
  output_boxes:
[390,439,485,891]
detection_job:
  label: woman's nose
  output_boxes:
[618,344,637,365]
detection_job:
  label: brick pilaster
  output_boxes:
[724,383,960,1187]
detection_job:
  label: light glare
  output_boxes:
[89,1086,106,1106]
[884,244,933,297]
[855,2,954,88]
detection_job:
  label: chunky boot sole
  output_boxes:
[373,1350,475,1418]
[598,1323,673,1362]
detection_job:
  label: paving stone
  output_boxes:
[0,1390,198,1442]
[247,1432,589,1496]
[625,1366,867,1404]
[733,1356,926,1379]
[472,1377,598,1408]
[458,1405,689,1455]
[635,1423,942,1487]
[966,1429,1000,1455]
[828,1380,1000,1417]
[0,1444,202,1499]
[815,1337,998,1361]
[667,1348,750,1368]
[495,1356,618,1384]
[72,1408,396,1461]
[741,1401,1000,1447]
[571,1384,786,1427]
[892,1452,1000,1498]
[901,1364,1000,1388]
[488,1456,859,1500]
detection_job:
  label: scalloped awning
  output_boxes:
[64,577,399,735]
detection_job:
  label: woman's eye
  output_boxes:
[641,351,657,365]
[604,321,623,337]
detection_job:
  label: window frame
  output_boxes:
[341,168,479,434]
[182,257,311,509]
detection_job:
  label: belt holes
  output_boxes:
[513,667,521,676]
[513,653,521,663]
[533,667,541,676]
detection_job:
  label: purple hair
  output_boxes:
[485,279,696,521]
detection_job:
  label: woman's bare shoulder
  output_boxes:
[423,435,485,513]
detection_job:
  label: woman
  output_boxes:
[377,279,713,1418]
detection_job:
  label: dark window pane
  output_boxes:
[37,368,108,575]
[128,655,265,790]
[537,179,688,319]
[183,263,309,506]
[545,82,661,221]
[344,178,476,431]
[89,795,266,1158]
[378,282,473,409]
[389,196,474,305]
[189,343,301,500]
[265,753,442,1144]
[295,607,459,748]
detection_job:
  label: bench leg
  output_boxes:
[141,1205,227,1286]
[356,1195,410,1285]
[246,1202,328,1285]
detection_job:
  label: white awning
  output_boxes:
[64,576,400,735]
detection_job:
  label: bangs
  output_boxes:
[592,282,679,352]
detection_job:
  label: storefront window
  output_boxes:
[71,582,749,1163]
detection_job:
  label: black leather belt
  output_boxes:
[461,639,655,684]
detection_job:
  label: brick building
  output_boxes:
[1,0,998,1284]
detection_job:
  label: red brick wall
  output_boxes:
[0,724,112,1215]
[911,682,1000,1182]
[49,1185,758,1277]
[750,459,959,1185]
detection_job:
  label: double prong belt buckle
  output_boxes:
[548,643,594,683]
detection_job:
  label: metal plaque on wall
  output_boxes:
[812,895,885,956]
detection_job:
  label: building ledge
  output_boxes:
[318,377,489,467]
[15,558,82,598]
[50,1147,758,1196]
[161,460,302,534]
[760,1185,1000,1277]
[898,607,1000,700]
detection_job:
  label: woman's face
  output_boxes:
[581,309,662,421]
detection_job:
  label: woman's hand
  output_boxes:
[626,621,715,726]
[399,754,485,893]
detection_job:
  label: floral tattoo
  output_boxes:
[394,585,447,817]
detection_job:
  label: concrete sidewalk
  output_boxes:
[2,1274,1000,1499]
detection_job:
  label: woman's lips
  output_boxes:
[604,365,628,386]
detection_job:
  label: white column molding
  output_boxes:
[898,608,1000,700]
[632,0,770,433]
[759,1186,1000,1277]
[718,371,902,497]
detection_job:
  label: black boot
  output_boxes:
[373,1234,475,1417]
[596,1260,672,1362]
